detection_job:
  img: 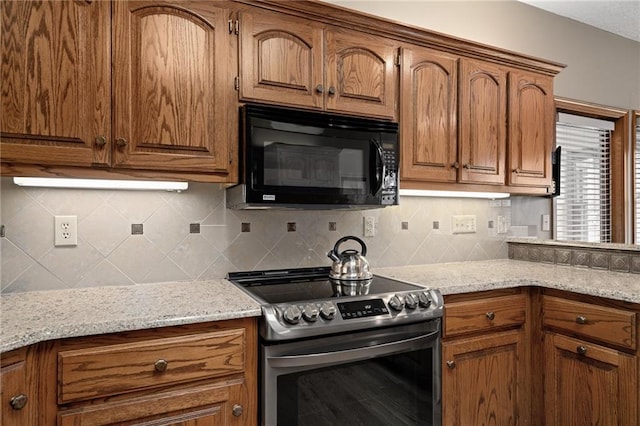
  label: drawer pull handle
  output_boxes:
[9,394,28,410]
[576,315,587,324]
[486,311,495,321]
[154,359,168,372]
[577,345,587,355]
[232,404,244,417]
[446,360,456,369]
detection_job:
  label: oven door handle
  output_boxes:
[267,330,438,369]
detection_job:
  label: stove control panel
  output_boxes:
[337,299,388,320]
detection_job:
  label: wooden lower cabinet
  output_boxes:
[543,332,638,426]
[1,348,37,425]
[442,329,526,426]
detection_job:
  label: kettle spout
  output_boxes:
[327,250,340,262]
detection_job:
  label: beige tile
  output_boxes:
[162,183,224,222]
[199,256,238,279]
[37,188,106,219]
[223,234,269,271]
[1,262,66,293]
[107,191,166,223]
[5,205,55,259]
[39,241,103,285]
[82,204,131,256]
[107,236,166,282]
[142,257,191,283]
[1,239,35,290]
[145,205,190,255]
[168,234,220,279]
[76,260,135,287]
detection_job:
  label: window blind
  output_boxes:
[555,117,612,243]
[636,120,640,244]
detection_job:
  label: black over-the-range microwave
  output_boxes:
[226,104,399,209]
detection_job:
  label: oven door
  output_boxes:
[262,320,441,426]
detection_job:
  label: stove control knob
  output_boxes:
[302,304,319,322]
[389,294,405,311]
[283,305,302,325]
[405,293,418,309]
[419,291,433,308]
[320,302,337,320]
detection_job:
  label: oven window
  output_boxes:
[276,349,434,426]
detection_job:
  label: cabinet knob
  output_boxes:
[446,360,456,369]
[451,161,459,169]
[316,84,324,94]
[328,86,336,95]
[232,404,244,417]
[154,359,168,372]
[116,137,128,148]
[576,345,587,356]
[94,135,107,148]
[513,167,522,174]
[486,311,496,321]
[463,163,471,169]
[9,394,28,410]
[576,315,587,324]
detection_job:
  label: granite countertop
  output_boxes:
[376,259,640,303]
[0,279,262,353]
[3,259,640,354]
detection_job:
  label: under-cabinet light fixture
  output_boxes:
[13,177,188,192]
[399,189,510,199]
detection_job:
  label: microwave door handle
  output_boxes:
[370,138,385,196]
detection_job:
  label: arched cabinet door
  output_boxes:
[112,1,233,175]
[508,71,554,189]
[325,28,398,120]
[459,59,507,185]
[238,10,324,110]
[400,47,458,182]
[0,0,110,167]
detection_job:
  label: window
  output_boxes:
[554,99,629,243]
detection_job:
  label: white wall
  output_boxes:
[324,0,640,110]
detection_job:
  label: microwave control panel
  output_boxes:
[381,147,398,205]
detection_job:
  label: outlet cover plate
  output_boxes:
[452,215,477,234]
[54,215,78,246]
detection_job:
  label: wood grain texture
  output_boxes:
[0,0,110,167]
[444,294,526,338]
[400,45,458,183]
[443,329,525,426]
[112,1,232,173]
[325,27,397,119]
[508,71,553,188]
[239,9,324,109]
[543,295,636,350]
[0,348,36,426]
[58,329,245,404]
[544,332,638,426]
[459,58,507,185]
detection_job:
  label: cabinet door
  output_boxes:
[544,332,638,426]
[238,10,324,109]
[508,71,554,189]
[0,0,110,167]
[400,46,458,182]
[113,1,233,175]
[459,59,507,185]
[0,350,36,426]
[58,382,233,425]
[443,329,526,426]
[326,28,398,119]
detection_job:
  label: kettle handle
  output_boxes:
[332,236,367,257]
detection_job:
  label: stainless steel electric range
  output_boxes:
[228,266,443,426]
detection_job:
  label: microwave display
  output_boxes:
[228,103,399,209]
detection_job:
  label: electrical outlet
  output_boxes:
[363,216,375,237]
[542,214,551,231]
[452,215,476,234]
[54,215,77,246]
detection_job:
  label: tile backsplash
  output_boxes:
[1,177,514,293]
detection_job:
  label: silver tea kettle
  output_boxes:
[327,236,372,281]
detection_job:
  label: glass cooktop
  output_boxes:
[227,267,422,304]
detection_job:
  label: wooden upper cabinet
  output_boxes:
[325,27,398,119]
[508,71,554,189]
[238,10,324,109]
[0,0,111,167]
[459,59,507,185]
[238,9,398,119]
[112,1,232,173]
[400,46,458,182]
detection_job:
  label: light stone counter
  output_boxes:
[3,259,640,354]
[376,259,640,303]
[1,279,262,353]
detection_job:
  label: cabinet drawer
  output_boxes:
[445,294,526,337]
[58,328,245,404]
[543,296,636,350]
